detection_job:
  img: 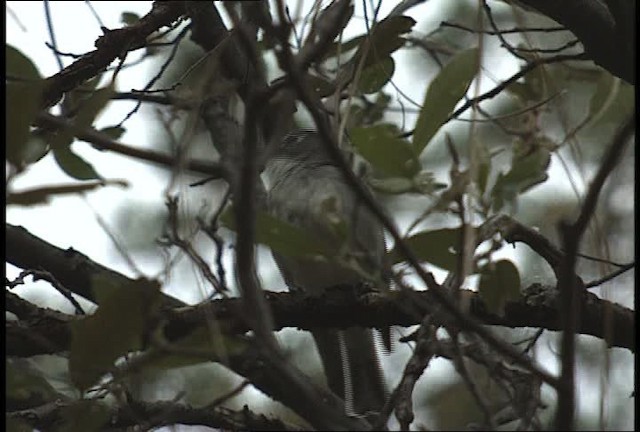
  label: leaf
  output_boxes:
[306,74,336,98]
[7,180,128,206]
[391,227,475,271]
[359,15,415,67]
[337,16,415,85]
[369,176,414,194]
[324,35,365,59]
[65,74,104,113]
[306,0,353,57]
[99,125,126,141]
[412,47,479,154]
[6,82,45,168]
[356,57,395,95]
[221,207,330,258]
[6,45,41,80]
[505,54,546,103]
[53,146,103,181]
[121,11,140,26]
[491,144,551,212]
[478,260,522,316]
[6,46,44,168]
[69,277,161,391]
[351,124,420,178]
[50,84,115,151]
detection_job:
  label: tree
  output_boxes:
[6,1,634,430]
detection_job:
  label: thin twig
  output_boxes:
[43,0,65,71]
[584,262,635,288]
[163,196,226,295]
[555,116,634,430]
[117,24,191,127]
[441,21,568,35]
[482,0,528,61]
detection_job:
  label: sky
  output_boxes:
[6,1,634,430]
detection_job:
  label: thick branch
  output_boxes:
[6,223,184,309]
[8,398,301,431]
[7,283,634,358]
[515,0,635,84]
[41,1,187,107]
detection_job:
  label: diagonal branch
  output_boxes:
[40,1,188,108]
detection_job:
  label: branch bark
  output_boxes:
[515,0,635,84]
[6,222,634,356]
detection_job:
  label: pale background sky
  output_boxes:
[6,1,633,430]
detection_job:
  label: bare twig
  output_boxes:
[43,0,65,71]
[482,0,528,61]
[40,1,187,108]
[163,196,225,295]
[117,24,191,127]
[441,21,568,35]
[584,262,635,288]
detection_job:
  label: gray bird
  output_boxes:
[265,129,387,417]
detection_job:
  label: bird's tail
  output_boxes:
[312,327,387,418]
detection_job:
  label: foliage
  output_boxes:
[5,1,634,431]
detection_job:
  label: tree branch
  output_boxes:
[40,1,188,108]
[35,112,226,179]
[8,398,302,431]
[514,0,635,84]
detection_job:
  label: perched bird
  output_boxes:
[265,129,387,417]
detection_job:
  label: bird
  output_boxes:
[264,129,387,418]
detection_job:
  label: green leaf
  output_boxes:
[391,227,475,271]
[306,74,336,98]
[6,82,45,168]
[50,84,115,151]
[412,47,479,154]
[6,45,41,80]
[324,35,365,59]
[351,124,420,178]
[359,15,415,67]
[356,57,395,95]
[505,56,545,103]
[478,260,522,316]
[308,0,353,55]
[491,144,551,212]
[369,176,414,194]
[121,12,141,26]
[69,277,161,391]
[337,16,415,85]
[99,125,126,141]
[7,180,128,206]
[53,146,103,180]
[64,74,104,113]
[6,46,45,168]
[221,207,330,258]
